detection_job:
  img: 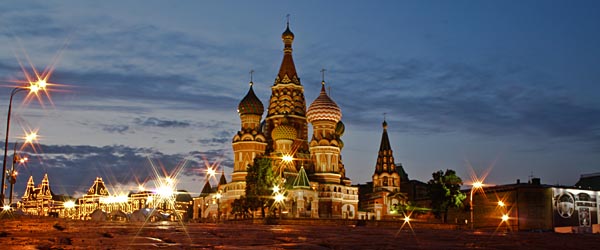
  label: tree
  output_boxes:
[427,169,466,223]
[231,196,251,219]
[245,157,275,218]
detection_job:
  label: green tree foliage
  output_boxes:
[245,157,275,218]
[231,196,251,219]
[427,169,466,223]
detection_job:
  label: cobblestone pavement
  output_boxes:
[0,217,598,249]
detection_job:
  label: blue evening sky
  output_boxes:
[0,1,599,197]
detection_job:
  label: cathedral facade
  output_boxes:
[212,23,359,219]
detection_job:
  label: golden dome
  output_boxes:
[272,123,297,141]
[282,23,295,41]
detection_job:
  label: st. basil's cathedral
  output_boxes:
[207,23,359,219]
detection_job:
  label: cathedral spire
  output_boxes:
[200,181,212,197]
[219,169,228,186]
[379,119,391,151]
[375,118,395,174]
[276,18,299,85]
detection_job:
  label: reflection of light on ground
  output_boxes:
[128,158,192,246]
[395,209,419,246]
[492,214,513,236]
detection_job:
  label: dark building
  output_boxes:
[575,172,600,190]
[447,178,599,232]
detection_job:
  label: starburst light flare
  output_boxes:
[395,209,417,239]
[64,200,76,209]
[18,128,42,153]
[274,193,285,203]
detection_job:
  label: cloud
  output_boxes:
[305,53,600,148]
[134,117,191,128]
[102,125,130,134]
[11,143,232,196]
[198,138,230,145]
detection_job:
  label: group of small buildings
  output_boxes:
[9,24,600,233]
[18,175,194,221]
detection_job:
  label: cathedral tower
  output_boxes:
[232,81,267,182]
[307,81,344,183]
[372,120,401,192]
[265,22,309,167]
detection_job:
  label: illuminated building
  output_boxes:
[19,174,59,216]
[200,23,359,220]
[356,120,413,220]
[18,175,193,221]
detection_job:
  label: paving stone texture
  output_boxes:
[0,217,598,249]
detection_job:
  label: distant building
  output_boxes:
[19,174,61,216]
[357,120,427,220]
[575,172,600,190]
[447,178,600,232]
[18,175,193,221]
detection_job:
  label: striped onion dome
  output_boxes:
[237,83,264,116]
[306,82,341,123]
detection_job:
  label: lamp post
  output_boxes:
[7,131,38,205]
[469,181,483,230]
[8,141,28,205]
[1,79,47,206]
[2,86,32,206]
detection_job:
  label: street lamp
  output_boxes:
[470,181,483,230]
[7,131,38,205]
[281,154,293,163]
[1,81,46,206]
[8,142,27,205]
[501,214,509,222]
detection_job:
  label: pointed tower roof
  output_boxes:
[292,166,311,189]
[276,22,300,85]
[22,175,36,200]
[200,181,212,197]
[38,173,52,198]
[307,82,342,123]
[379,120,391,151]
[374,119,397,175]
[238,82,264,116]
[87,177,110,196]
[218,170,227,186]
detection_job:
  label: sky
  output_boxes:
[0,1,599,198]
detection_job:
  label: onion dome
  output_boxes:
[306,83,342,123]
[237,83,264,116]
[335,121,345,136]
[272,118,297,141]
[282,23,295,41]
